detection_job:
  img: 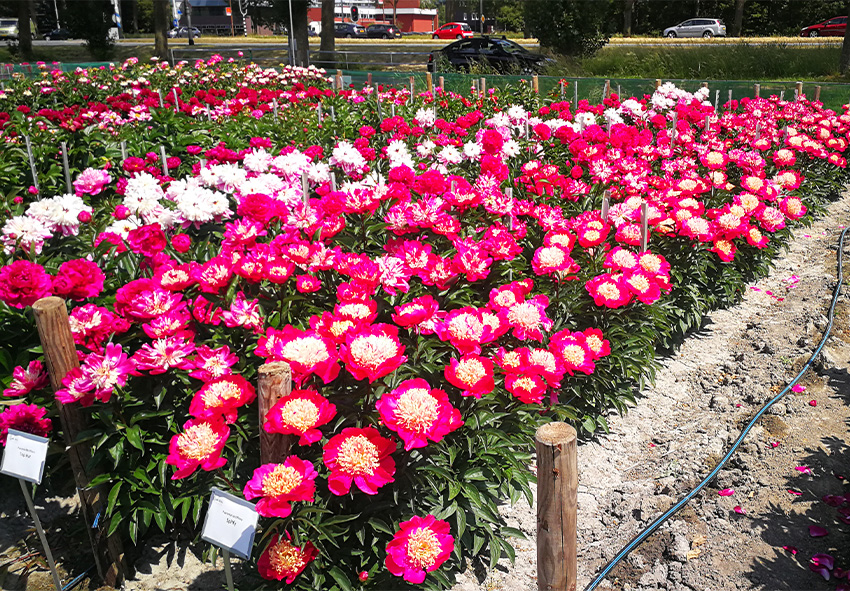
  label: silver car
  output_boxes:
[663,18,726,38]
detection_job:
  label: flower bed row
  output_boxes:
[0,57,849,589]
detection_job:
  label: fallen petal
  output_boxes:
[788,489,802,496]
[718,488,735,496]
[795,466,812,475]
[809,525,829,537]
[783,545,798,555]
[823,495,843,507]
[809,399,818,407]
[791,384,806,393]
[770,441,781,448]
[811,554,835,570]
[810,565,831,581]
[734,505,746,514]
[837,584,850,591]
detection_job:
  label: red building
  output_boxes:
[306,0,438,34]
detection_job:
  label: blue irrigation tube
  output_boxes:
[61,565,93,591]
[584,225,850,591]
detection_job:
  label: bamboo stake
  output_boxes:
[258,362,293,463]
[536,422,577,591]
[32,297,126,586]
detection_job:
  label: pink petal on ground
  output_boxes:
[811,554,835,570]
[788,489,802,496]
[809,400,818,407]
[735,403,742,407]
[795,466,812,475]
[770,441,781,448]
[734,505,746,514]
[718,488,735,496]
[839,515,850,525]
[823,495,843,507]
[783,545,799,555]
[835,472,845,480]
[765,290,774,295]
[810,565,831,581]
[791,384,806,393]
[809,525,829,537]
[834,567,848,579]
[838,584,850,591]
[777,297,785,301]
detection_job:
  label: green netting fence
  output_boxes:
[340,70,850,112]
[4,60,850,112]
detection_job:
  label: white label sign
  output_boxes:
[201,488,259,560]
[1,429,49,484]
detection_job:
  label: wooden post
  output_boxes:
[336,69,343,90]
[795,81,803,100]
[815,85,822,102]
[438,75,445,91]
[409,76,415,96]
[258,362,293,464]
[426,71,433,93]
[367,72,372,86]
[32,297,126,587]
[655,78,662,89]
[536,422,577,591]
[754,83,760,98]
[532,74,539,94]
[603,79,610,98]
[480,77,486,95]
[701,81,708,88]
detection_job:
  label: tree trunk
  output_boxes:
[319,0,335,68]
[731,0,746,37]
[293,0,309,67]
[131,0,139,34]
[17,0,33,60]
[623,0,635,37]
[393,0,397,27]
[445,0,456,23]
[152,0,169,59]
[840,2,850,74]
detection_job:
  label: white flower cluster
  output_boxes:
[166,178,232,228]
[123,172,169,224]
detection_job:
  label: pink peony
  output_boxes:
[385,515,454,584]
[73,167,112,196]
[0,403,52,445]
[0,260,52,309]
[52,259,105,300]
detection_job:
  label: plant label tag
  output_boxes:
[1,429,49,484]
[201,488,258,560]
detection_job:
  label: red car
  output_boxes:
[800,15,847,37]
[432,22,473,40]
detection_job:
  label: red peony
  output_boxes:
[0,260,52,309]
[52,259,105,300]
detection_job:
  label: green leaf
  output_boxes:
[106,481,122,516]
[501,526,526,540]
[367,517,393,536]
[327,566,353,591]
[125,425,144,451]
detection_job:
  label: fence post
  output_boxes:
[367,72,372,87]
[336,69,343,91]
[604,79,610,99]
[258,362,293,464]
[32,297,127,587]
[754,83,760,98]
[532,74,539,94]
[655,78,662,89]
[536,422,577,591]
[426,71,433,93]
[795,81,803,100]
[438,76,445,92]
[815,85,822,102]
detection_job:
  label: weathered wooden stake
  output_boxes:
[603,79,610,98]
[335,69,343,90]
[438,75,445,91]
[426,71,433,93]
[601,189,610,220]
[754,83,760,98]
[536,422,577,591]
[160,146,168,177]
[480,77,486,95]
[655,78,662,89]
[701,81,709,88]
[532,75,539,94]
[367,72,372,86]
[409,76,415,96]
[258,362,293,464]
[815,85,822,102]
[795,81,803,99]
[32,297,126,586]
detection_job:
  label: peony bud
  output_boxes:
[358,571,369,582]
[77,210,92,223]
[171,234,191,253]
[113,204,131,220]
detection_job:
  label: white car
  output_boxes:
[663,18,726,38]
[308,21,321,36]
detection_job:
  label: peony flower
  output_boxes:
[376,379,463,451]
[52,259,105,300]
[3,360,49,397]
[0,260,52,309]
[81,343,136,402]
[0,403,52,445]
[531,244,577,277]
[54,367,95,406]
[165,417,230,479]
[127,224,167,258]
[264,389,336,445]
[505,373,548,404]
[323,427,396,495]
[585,273,632,308]
[392,295,440,330]
[434,307,494,356]
[385,515,454,584]
[444,354,495,398]
[505,294,553,342]
[73,167,112,196]
[188,345,238,382]
[257,533,317,583]
[132,336,195,375]
[258,326,340,386]
[339,323,407,383]
[243,457,318,518]
[188,375,256,423]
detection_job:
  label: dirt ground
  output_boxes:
[3,192,850,591]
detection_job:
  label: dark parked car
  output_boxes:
[366,23,401,39]
[800,16,847,37]
[334,22,366,38]
[44,28,74,41]
[428,36,552,74]
[167,26,202,38]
